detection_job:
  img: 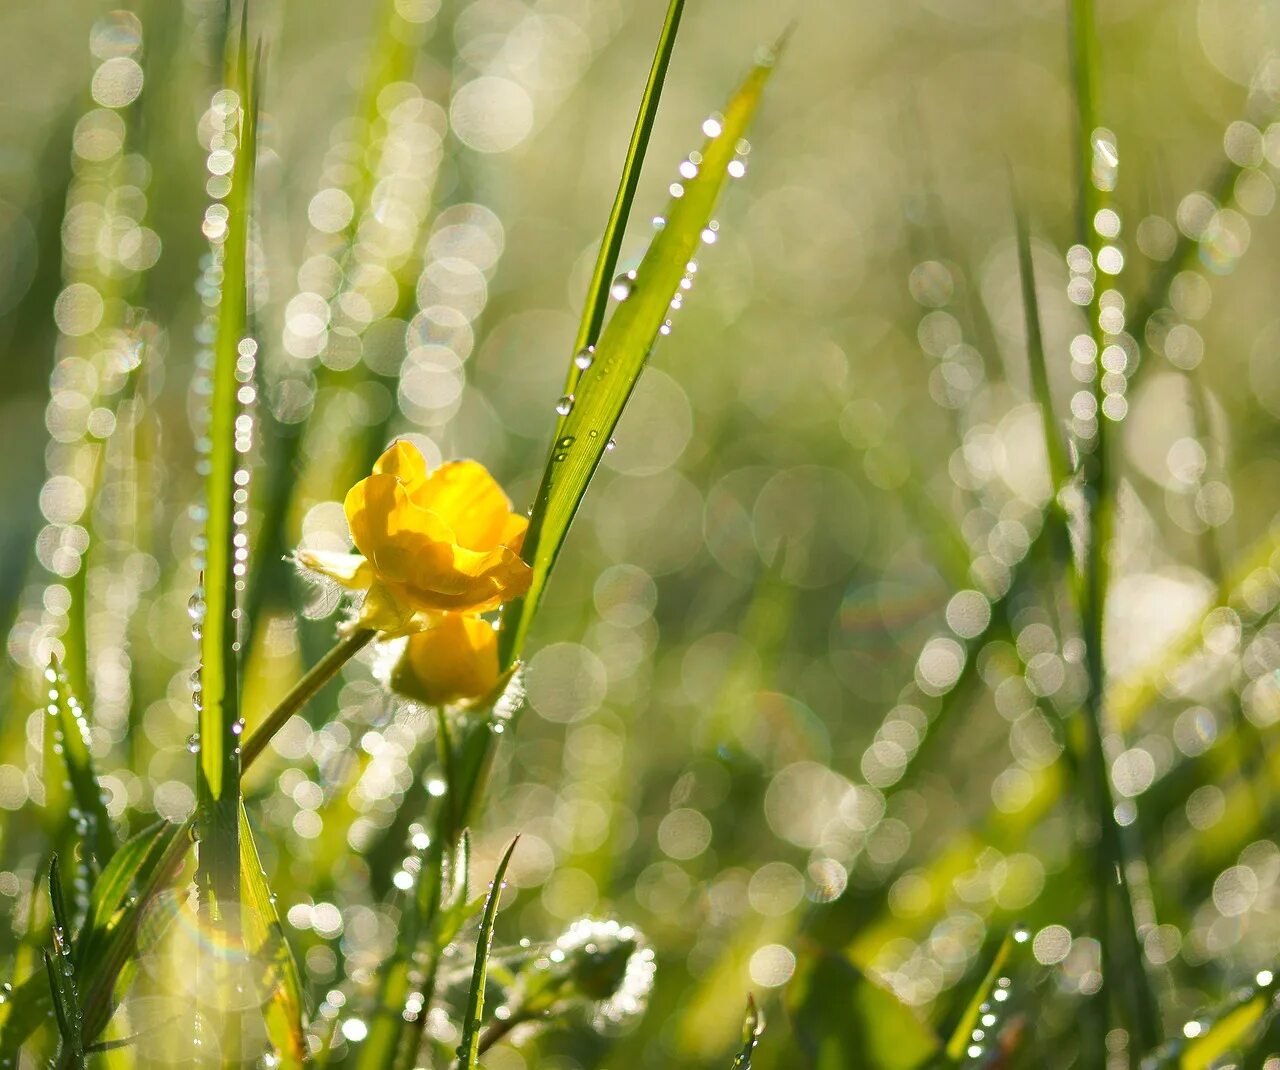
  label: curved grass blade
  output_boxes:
[76,819,173,965]
[730,995,764,1069]
[45,657,116,870]
[45,857,85,1066]
[942,929,1018,1063]
[1179,968,1278,1070]
[555,0,686,418]
[1067,0,1161,1054]
[239,805,306,1067]
[1011,201,1069,500]
[455,836,519,1070]
[502,49,779,666]
[196,30,260,918]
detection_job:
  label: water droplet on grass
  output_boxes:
[556,394,575,416]
[610,272,635,301]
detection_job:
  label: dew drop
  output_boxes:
[186,733,202,754]
[606,438,617,452]
[555,394,575,416]
[574,346,595,370]
[610,272,635,301]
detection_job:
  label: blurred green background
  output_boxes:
[2,0,1279,1065]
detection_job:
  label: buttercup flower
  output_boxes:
[297,441,531,635]
[388,613,500,706]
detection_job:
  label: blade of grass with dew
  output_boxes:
[45,657,116,871]
[195,31,259,919]
[455,836,519,1070]
[1012,201,1070,502]
[45,857,85,1067]
[500,48,779,667]
[388,833,485,1070]
[353,837,446,1070]
[1067,0,1162,1052]
[241,0,437,659]
[239,805,306,1068]
[941,929,1020,1064]
[1179,969,1278,1070]
[554,0,686,422]
[1,623,381,1059]
[729,995,764,1070]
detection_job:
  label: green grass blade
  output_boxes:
[45,858,85,1063]
[454,836,519,1070]
[1011,202,1069,498]
[239,805,306,1068]
[196,30,260,917]
[1181,968,1277,1069]
[1067,0,1161,1054]
[556,0,686,415]
[45,658,116,870]
[76,818,171,965]
[502,51,778,666]
[942,929,1019,1063]
[77,821,190,1048]
[729,995,764,1069]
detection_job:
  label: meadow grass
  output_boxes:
[1,1,1279,1068]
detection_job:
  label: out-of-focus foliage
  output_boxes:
[1,0,1280,1066]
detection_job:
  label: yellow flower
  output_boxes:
[389,613,500,706]
[297,441,531,635]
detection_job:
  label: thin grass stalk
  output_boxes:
[1067,0,1161,1055]
[454,837,519,1070]
[195,33,258,934]
[554,0,686,421]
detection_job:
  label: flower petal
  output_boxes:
[373,440,429,496]
[412,460,524,552]
[294,549,373,590]
[390,614,499,705]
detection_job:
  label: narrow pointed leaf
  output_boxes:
[1180,970,1278,1070]
[455,837,520,1070]
[45,858,85,1061]
[730,995,764,1069]
[502,51,777,665]
[943,930,1017,1062]
[1011,203,1069,497]
[196,28,260,915]
[556,0,686,414]
[45,659,116,869]
[239,805,306,1067]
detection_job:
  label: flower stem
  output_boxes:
[241,627,375,770]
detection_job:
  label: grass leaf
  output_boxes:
[942,929,1018,1063]
[45,857,84,1064]
[555,0,686,414]
[1011,200,1070,498]
[501,50,778,666]
[240,806,306,1067]
[455,836,520,1070]
[196,27,260,916]
[45,658,116,870]
[729,995,764,1069]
